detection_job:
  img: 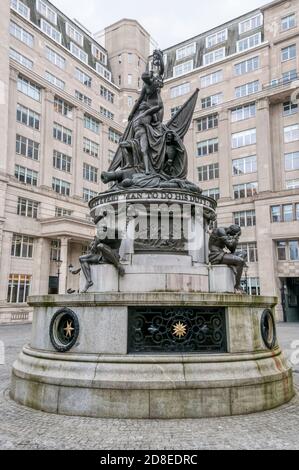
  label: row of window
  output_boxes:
[271,204,299,223]
[277,240,299,261]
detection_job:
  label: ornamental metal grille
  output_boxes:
[128,307,227,354]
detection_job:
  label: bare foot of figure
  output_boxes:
[82,281,94,293]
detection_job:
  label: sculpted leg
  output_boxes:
[99,244,125,276]
[222,254,246,293]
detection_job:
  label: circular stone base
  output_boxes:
[10,292,295,419]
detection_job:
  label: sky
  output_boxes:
[51,0,270,49]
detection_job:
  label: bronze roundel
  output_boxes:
[261,309,277,350]
[50,308,79,353]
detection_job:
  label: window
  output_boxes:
[197,139,218,157]
[66,23,83,46]
[10,0,30,20]
[282,69,297,84]
[75,68,92,87]
[277,241,287,261]
[201,70,223,88]
[83,163,98,183]
[100,106,114,120]
[53,123,72,145]
[92,45,107,64]
[75,90,92,107]
[197,114,218,132]
[108,150,115,162]
[234,56,259,75]
[232,156,257,175]
[70,42,88,64]
[176,43,196,60]
[83,188,98,202]
[281,14,296,31]
[7,274,31,304]
[11,234,34,258]
[55,207,72,218]
[290,241,299,260]
[83,138,99,158]
[271,206,281,223]
[282,45,296,62]
[50,240,61,261]
[109,128,121,144]
[40,19,61,43]
[173,60,193,77]
[237,33,262,52]
[170,83,191,99]
[231,103,256,122]
[234,210,256,227]
[238,242,258,262]
[128,53,133,64]
[203,48,225,66]
[84,115,100,134]
[202,188,220,201]
[54,97,73,118]
[17,76,40,101]
[53,150,71,173]
[283,101,298,116]
[239,14,263,34]
[202,93,223,109]
[45,46,65,69]
[45,71,65,90]
[15,165,38,186]
[127,74,133,86]
[198,163,219,181]
[232,129,256,148]
[36,0,57,24]
[10,49,33,69]
[100,85,114,103]
[52,178,70,196]
[16,135,39,160]
[206,30,227,48]
[234,182,258,199]
[241,278,260,296]
[17,197,38,218]
[16,104,40,130]
[283,204,294,222]
[286,179,299,189]
[10,21,34,47]
[285,152,299,171]
[284,124,299,143]
[96,63,112,81]
[128,96,133,107]
[235,80,259,98]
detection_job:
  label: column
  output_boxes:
[0,231,13,304]
[73,107,84,199]
[218,110,231,201]
[6,68,18,177]
[256,98,273,193]
[31,238,51,296]
[59,237,69,294]
[40,89,55,189]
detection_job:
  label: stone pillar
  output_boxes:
[256,98,273,193]
[31,238,51,296]
[59,237,69,294]
[218,110,231,200]
[6,68,18,177]
[0,231,13,304]
[41,89,55,189]
[73,107,84,199]
[0,0,10,175]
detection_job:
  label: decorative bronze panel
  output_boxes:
[128,307,227,354]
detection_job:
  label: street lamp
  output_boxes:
[55,258,63,293]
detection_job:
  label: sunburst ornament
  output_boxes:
[64,321,74,338]
[173,321,187,339]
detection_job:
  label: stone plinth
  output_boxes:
[209,265,235,293]
[80,255,209,294]
[10,292,295,419]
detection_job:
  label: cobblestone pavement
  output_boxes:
[0,323,298,450]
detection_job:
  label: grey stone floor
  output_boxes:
[0,323,298,450]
